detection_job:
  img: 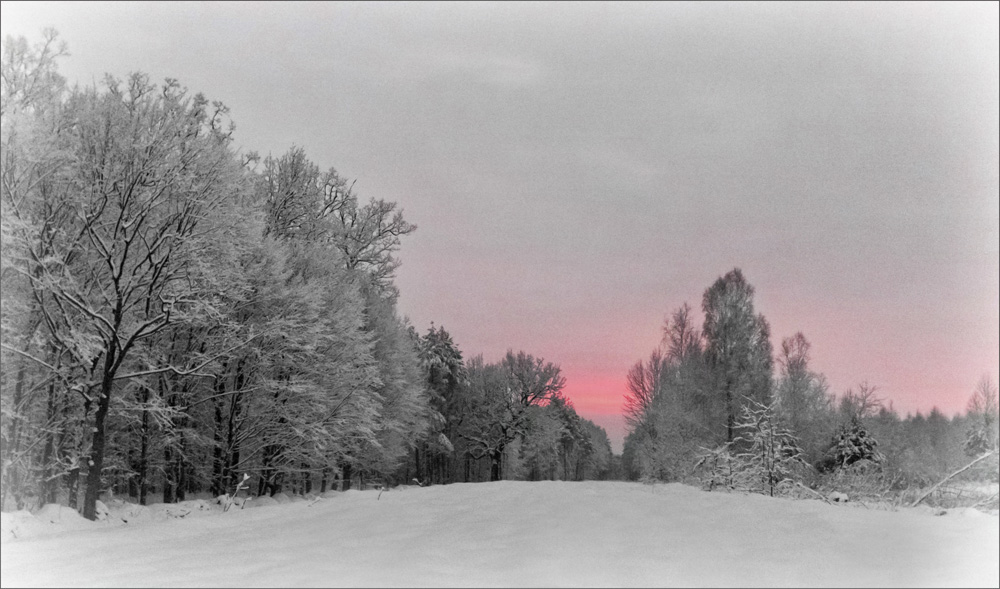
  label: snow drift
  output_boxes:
[2,481,997,587]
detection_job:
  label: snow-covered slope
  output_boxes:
[2,481,997,587]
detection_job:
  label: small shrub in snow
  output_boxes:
[694,445,738,491]
[220,473,251,513]
[695,399,808,497]
[731,398,809,497]
[817,459,902,508]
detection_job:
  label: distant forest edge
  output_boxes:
[620,269,998,507]
[1,31,997,523]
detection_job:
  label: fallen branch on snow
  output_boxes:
[972,492,998,509]
[910,449,997,508]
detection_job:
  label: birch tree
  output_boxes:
[702,268,774,444]
[775,333,834,462]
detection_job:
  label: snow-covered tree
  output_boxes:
[413,324,467,485]
[461,351,565,481]
[732,397,807,496]
[702,268,774,444]
[774,333,835,463]
[818,415,884,472]
[964,375,999,456]
[2,58,249,518]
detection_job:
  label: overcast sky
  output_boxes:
[3,1,997,452]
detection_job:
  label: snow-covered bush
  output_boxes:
[219,473,251,513]
[693,445,737,491]
[818,458,900,506]
[695,399,808,497]
[636,434,687,484]
[963,427,998,458]
[731,398,808,496]
[812,402,897,506]
[817,417,883,473]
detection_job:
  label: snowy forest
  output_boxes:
[3,5,999,585]
[1,27,998,532]
[0,31,614,522]
[620,268,1000,506]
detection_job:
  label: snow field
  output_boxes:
[1,481,998,588]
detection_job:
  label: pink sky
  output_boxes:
[415,256,999,452]
[3,2,997,453]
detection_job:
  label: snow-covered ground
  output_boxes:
[2,481,998,588]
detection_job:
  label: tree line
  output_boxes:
[621,268,999,497]
[0,30,612,520]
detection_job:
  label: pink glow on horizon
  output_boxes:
[554,284,999,455]
[563,376,630,415]
[3,3,994,458]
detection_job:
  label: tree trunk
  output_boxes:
[175,434,187,502]
[228,442,240,493]
[211,379,226,496]
[2,361,28,510]
[223,390,242,493]
[163,443,176,504]
[38,371,61,507]
[66,467,80,510]
[341,462,353,491]
[83,351,116,520]
[725,376,734,443]
[185,460,197,498]
[273,471,283,495]
[137,388,150,505]
[259,449,272,496]
[490,449,502,482]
